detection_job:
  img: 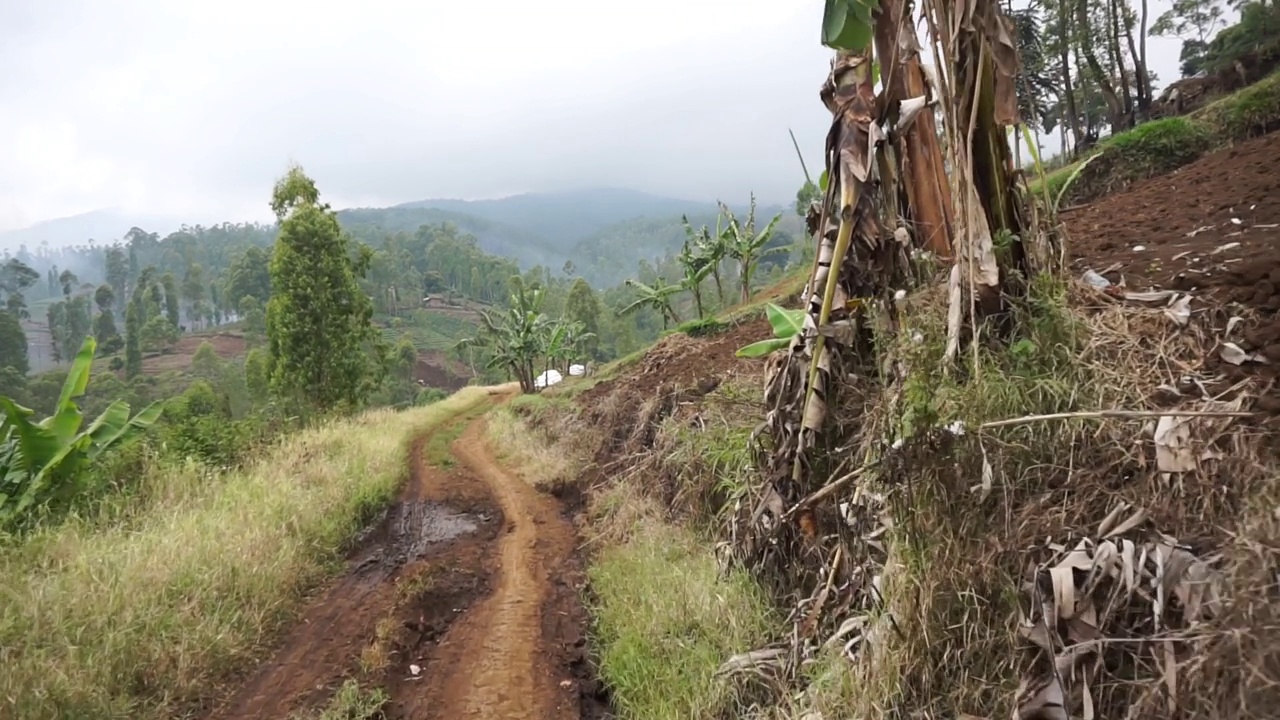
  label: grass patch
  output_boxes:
[1196,69,1280,139]
[672,316,730,337]
[290,679,387,720]
[0,386,492,720]
[422,396,491,467]
[485,405,579,491]
[1031,70,1280,205]
[588,516,779,720]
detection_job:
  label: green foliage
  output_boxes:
[0,336,162,527]
[822,0,880,51]
[565,278,603,358]
[1197,69,1280,138]
[266,165,379,413]
[415,387,448,405]
[0,311,28,374]
[190,341,223,381]
[125,302,142,379]
[225,246,273,306]
[675,317,729,337]
[590,523,779,720]
[161,380,267,469]
[295,679,388,720]
[718,194,784,304]
[736,303,805,358]
[160,272,180,330]
[621,277,683,330]
[141,314,179,352]
[244,347,270,401]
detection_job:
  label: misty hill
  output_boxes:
[343,188,798,287]
[397,188,722,249]
[5,188,800,290]
[0,209,182,251]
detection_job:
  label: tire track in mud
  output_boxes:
[205,393,605,720]
[403,416,585,719]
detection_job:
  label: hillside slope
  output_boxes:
[497,139,1280,718]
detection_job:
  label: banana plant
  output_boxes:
[736,304,806,358]
[0,336,163,525]
[620,277,683,330]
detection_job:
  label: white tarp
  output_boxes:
[534,369,564,389]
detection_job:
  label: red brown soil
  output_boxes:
[579,315,773,410]
[414,350,472,392]
[141,332,248,374]
[206,396,606,720]
[1065,130,1280,414]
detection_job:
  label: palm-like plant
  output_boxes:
[620,277,683,330]
[683,215,728,306]
[718,194,784,304]
[542,318,596,375]
[677,240,715,320]
[456,279,547,393]
[0,336,162,525]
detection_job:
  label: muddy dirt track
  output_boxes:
[207,398,602,720]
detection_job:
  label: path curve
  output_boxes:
[415,415,582,719]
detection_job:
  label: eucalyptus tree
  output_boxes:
[265,164,378,412]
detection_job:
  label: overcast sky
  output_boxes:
[0,0,1193,233]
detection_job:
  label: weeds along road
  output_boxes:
[207,386,587,720]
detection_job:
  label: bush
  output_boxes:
[1198,71,1280,139]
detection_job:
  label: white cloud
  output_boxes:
[0,0,1212,233]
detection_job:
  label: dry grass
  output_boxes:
[485,399,581,492]
[0,386,492,720]
[774,279,1276,718]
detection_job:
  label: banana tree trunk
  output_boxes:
[924,0,1058,339]
[875,0,955,258]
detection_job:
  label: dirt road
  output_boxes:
[206,401,600,720]
[406,419,584,719]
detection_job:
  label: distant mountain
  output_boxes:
[396,188,722,250]
[6,189,799,290]
[0,209,182,251]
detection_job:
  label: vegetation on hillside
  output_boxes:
[0,387,491,719]
[487,3,1280,719]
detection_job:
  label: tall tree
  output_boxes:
[0,258,39,319]
[266,164,377,412]
[104,246,129,315]
[160,272,181,330]
[1152,0,1227,76]
[224,246,272,306]
[58,269,78,300]
[564,278,603,359]
[93,285,120,351]
[125,300,143,378]
[182,264,207,331]
[0,311,28,374]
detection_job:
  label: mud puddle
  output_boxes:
[204,435,502,720]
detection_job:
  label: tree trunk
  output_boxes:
[1057,0,1086,155]
[1107,0,1134,127]
[1075,0,1126,131]
[874,0,955,258]
[1138,0,1151,113]
[925,0,1055,317]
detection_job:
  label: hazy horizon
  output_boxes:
[1,0,1196,235]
